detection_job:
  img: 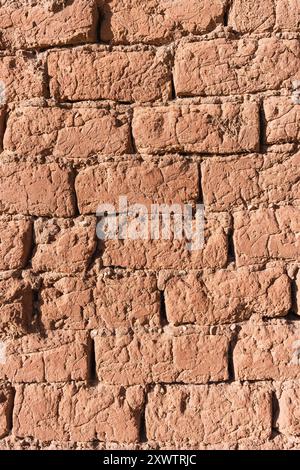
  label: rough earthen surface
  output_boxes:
[0,0,300,451]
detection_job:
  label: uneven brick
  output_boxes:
[234,322,300,381]
[296,271,300,315]
[0,217,32,271]
[202,152,300,211]
[238,434,300,451]
[234,207,300,266]
[75,157,199,214]
[229,0,300,33]
[102,213,229,270]
[0,384,13,439]
[48,46,172,103]
[0,0,97,50]
[0,279,32,336]
[228,0,276,33]
[95,331,229,385]
[100,0,227,44]
[174,39,300,97]
[0,161,75,217]
[0,108,4,149]
[277,383,300,437]
[40,272,160,330]
[164,267,291,326]
[146,384,272,446]
[0,54,44,102]
[132,102,259,154]
[0,331,89,383]
[32,217,96,274]
[264,96,300,146]
[276,0,300,31]
[13,383,143,442]
[4,106,132,158]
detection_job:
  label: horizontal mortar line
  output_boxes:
[0,262,296,277]
[0,379,283,391]
[2,30,300,54]
[3,379,235,388]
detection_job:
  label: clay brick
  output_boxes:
[102,214,229,270]
[132,103,259,154]
[0,161,75,217]
[32,217,96,274]
[0,217,32,271]
[296,272,300,315]
[146,384,272,446]
[228,0,300,33]
[4,106,131,158]
[40,272,160,330]
[0,331,89,383]
[13,383,142,442]
[0,54,44,102]
[0,279,32,335]
[164,267,291,326]
[0,385,13,439]
[100,0,227,44]
[234,207,300,266]
[277,383,300,437]
[276,0,300,31]
[48,46,172,103]
[234,322,300,381]
[174,39,300,96]
[0,108,4,149]
[75,157,199,214]
[0,0,97,50]
[202,152,300,211]
[264,97,300,146]
[228,0,275,33]
[95,331,229,385]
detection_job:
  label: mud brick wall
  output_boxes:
[0,0,300,451]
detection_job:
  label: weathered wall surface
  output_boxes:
[0,0,300,450]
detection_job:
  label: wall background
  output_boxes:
[0,0,300,450]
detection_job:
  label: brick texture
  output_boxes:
[0,279,32,336]
[48,46,172,103]
[0,0,299,451]
[277,382,300,437]
[0,54,45,102]
[75,157,199,213]
[234,322,300,381]
[0,217,32,270]
[40,271,160,330]
[95,331,229,385]
[146,384,272,446]
[0,160,76,217]
[228,0,300,33]
[0,108,5,149]
[0,331,89,383]
[13,383,143,442]
[174,39,300,97]
[0,0,97,50]
[99,0,227,44]
[164,267,291,326]
[202,152,300,211]
[234,207,300,266]
[4,106,132,158]
[0,385,13,439]
[133,102,260,154]
[264,97,300,145]
[32,217,97,274]
[101,213,229,270]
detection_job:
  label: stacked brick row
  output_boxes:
[0,0,300,450]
